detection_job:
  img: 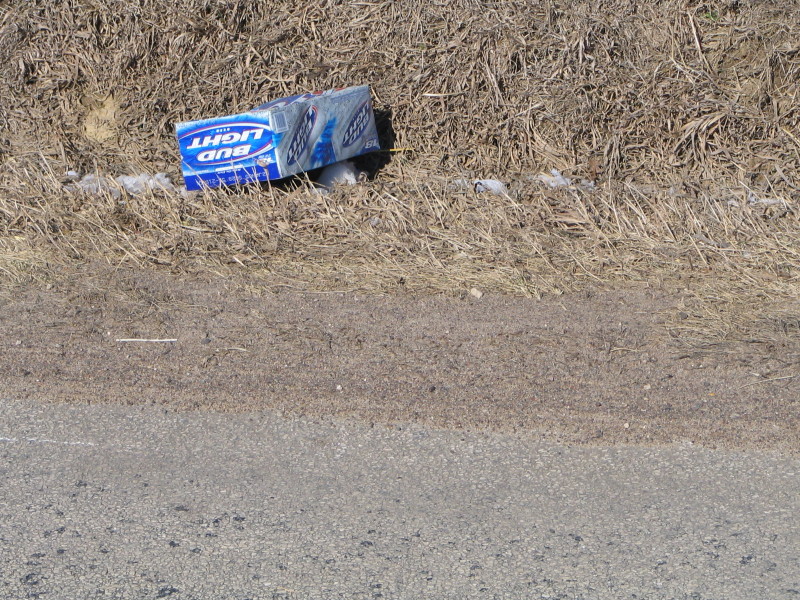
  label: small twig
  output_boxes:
[781,127,800,150]
[115,338,177,343]
[687,12,712,72]
[421,92,466,97]
[738,374,797,389]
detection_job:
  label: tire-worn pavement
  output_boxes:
[1,398,798,600]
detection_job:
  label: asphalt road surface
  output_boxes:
[1,398,798,599]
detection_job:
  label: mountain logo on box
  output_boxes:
[179,122,273,166]
[287,105,319,165]
[342,100,371,148]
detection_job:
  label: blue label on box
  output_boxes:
[176,114,280,191]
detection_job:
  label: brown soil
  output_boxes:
[2,268,797,454]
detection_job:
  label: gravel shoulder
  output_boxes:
[0,268,797,453]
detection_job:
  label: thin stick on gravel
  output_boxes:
[114,338,178,343]
[738,374,798,389]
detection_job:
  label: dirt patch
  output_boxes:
[82,94,121,145]
[1,269,796,453]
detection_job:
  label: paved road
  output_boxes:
[1,398,798,599]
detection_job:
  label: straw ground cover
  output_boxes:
[0,0,799,438]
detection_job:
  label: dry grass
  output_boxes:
[1,0,799,353]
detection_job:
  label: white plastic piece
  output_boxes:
[473,179,509,195]
[449,178,509,196]
[316,160,360,189]
[535,169,572,188]
[747,192,785,207]
[115,173,176,195]
[69,174,121,199]
[66,172,176,198]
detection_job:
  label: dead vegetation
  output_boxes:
[1,0,799,356]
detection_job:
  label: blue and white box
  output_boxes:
[175,85,380,191]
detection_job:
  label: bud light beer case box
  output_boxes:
[175,85,380,191]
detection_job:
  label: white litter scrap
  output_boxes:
[534,169,595,190]
[747,192,786,207]
[727,192,790,209]
[115,173,176,195]
[473,179,509,195]
[66,172,176,198]
[68,173,120,198]
[536,169,572,188]
[450,178,509,196]
[316,160,361,189]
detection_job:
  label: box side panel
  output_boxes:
[333,87,380,159]
[271,86,380,178]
